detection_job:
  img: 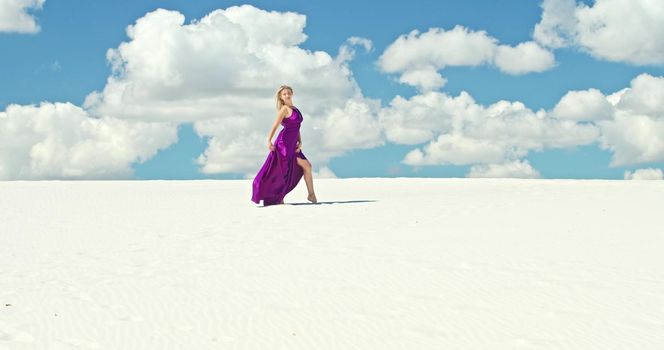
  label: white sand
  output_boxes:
[1,178,663,349]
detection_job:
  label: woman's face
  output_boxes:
[280,88,293,103]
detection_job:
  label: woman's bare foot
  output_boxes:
[307,193,317,203]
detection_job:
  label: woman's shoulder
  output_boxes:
[282,105,299,115]
[279,105,291,115]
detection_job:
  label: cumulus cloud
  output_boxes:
[384,72,664,174]
[320,98,383,152]
[379,91,479,145]
[384,91,599,169]
[494,41,556,75]
[624,168,664,180]
[552,88,614,121]
[542,74,664,167]
[398,68,447,91]
[379,26,496,73]
[615,74,664,116]
[533,0,577,49]
[337,36,373,61]
[598,74,664,166]
[378,25,555,91]
[0,102,177,180]
[313,166,337,179]
[403,133,508,166]
[85,5,370,122]
[467,160,541,179]
[0,0,44,33]
[2,5,383,179]
[599,114,664,166]
[5,4,663,180]
[534,0,664,65]
[81,5,382,175]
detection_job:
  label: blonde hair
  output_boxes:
[275,85,293,111]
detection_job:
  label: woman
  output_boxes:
[251,85,317,206]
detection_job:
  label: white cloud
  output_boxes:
[533,0,578,49]
[534,0,664,65]
[84,6,356,122]
[384,91,599,168]
[552,88,614,121]
[599,74,664,166]
[387,72,664,172]
[599,114,664,166]
[378,26,555,91]
[624,168,664,180]
[467,160,541,179]
[0,102,177,180]
[0,0,44,33]
[379,91,479,145]
[378,26,496,73]
[403,133,508,166]
[321,98,383,152]
[338,36,373,61]
[313,166,337,179]
[494,41,556,75]
[4,4,663,181]
[398,68,447,92]
[81,5,382,175]
[195,127,266,175]
[615,74,664,116]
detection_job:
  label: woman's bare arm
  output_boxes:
[266,106,290,150]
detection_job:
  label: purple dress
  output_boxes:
[252,106,308,206]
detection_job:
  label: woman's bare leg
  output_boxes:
[296,157,317,203]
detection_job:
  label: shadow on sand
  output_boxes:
[288,199,377,206]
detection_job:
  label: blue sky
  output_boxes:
[1,0,664,180]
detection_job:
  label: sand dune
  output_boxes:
[1,178,663,349]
